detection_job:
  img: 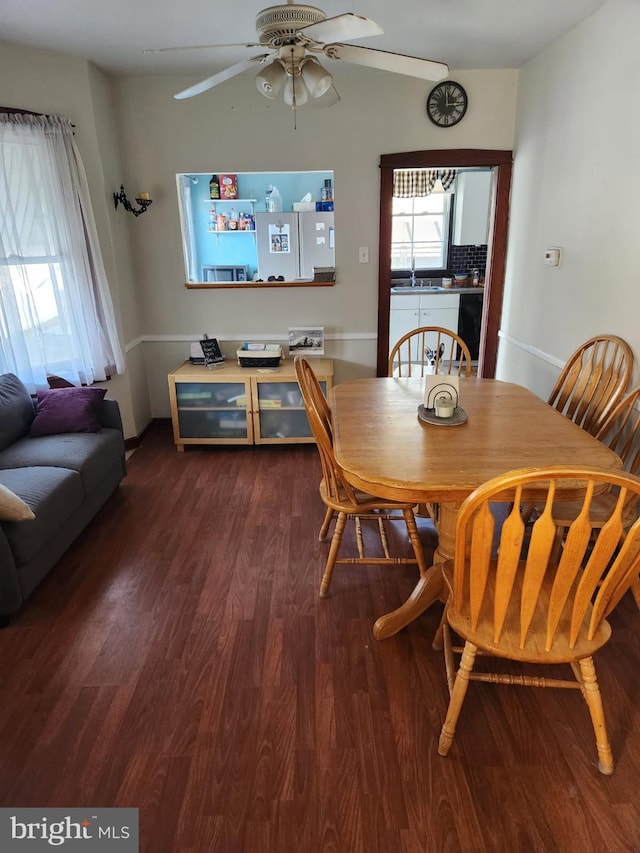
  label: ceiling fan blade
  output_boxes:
[144,43,263,54]
[324,43,448,81]
[174,55,270,100]
[298,13,383,45]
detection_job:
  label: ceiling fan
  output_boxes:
[147,1,449,107]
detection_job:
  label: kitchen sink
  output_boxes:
[391,285,446,293]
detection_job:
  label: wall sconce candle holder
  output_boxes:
[113,185,152,217]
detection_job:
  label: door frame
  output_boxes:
[376,149,513,377]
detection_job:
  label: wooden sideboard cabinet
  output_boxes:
[167,358,333,450]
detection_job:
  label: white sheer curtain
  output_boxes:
[0,113,125,392]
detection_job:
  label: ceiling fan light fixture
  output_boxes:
[283,74,308,107]
[255,59,286,98]
[169,6,448,107]
[300,57,332,98]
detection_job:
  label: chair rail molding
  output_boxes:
[126,331,377,351]
[498,330,565,370]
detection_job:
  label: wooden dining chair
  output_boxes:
[388,326,472,520]
[438,465,640,775]
[547,335,633,436]
[388,326,473,378]
[294,355,430,598]
[536,387,640,608]
[297,355,335,541]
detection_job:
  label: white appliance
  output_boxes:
[255,211,334,281]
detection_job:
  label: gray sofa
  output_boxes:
[0,373,126,622]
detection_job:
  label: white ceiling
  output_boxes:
[0,0,607,77]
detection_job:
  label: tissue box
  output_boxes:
[293,202,316,212]
[313,266,335,282]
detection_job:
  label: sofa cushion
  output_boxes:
[29,386,107,437]
[0,483,35,522]
[0,374,34,451]
[0,429,124,495]
[0,467,83,566]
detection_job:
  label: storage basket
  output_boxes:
[236,346,283,368]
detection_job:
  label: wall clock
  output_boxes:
[426,81,468,127]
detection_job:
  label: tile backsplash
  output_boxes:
[449,244,488,276]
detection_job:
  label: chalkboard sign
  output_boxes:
[199,337,224,366]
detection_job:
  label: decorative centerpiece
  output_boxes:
[418,375,467,426]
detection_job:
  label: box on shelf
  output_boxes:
[313,266,335,282]
[293,201,317,212]
[315,201,334,211]
[219,174,238,199]
[236,344,283,368]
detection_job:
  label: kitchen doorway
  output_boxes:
[376,150,513,377]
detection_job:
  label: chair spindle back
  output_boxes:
[548,335,633,435]
[388,326,473,378]
[294,356,358,506]
[453,466,640,652]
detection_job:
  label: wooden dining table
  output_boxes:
[330,377,622,640]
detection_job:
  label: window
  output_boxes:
[390,192,452,273]
[0,112,124,392]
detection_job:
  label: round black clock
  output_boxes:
[426,81,468,127]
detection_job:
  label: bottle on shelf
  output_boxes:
[265,185,283,212]
[209,175,220,199]
[228,208,238,230]
[321,178,333,201]
[208,208,216,229]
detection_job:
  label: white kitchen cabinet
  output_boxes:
[389,293,460,354]
[452,171,492,245]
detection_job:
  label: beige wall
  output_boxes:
[3,4,638,435]
[112,68,517,416]
[497,0,639,396]
[1,37,518,427]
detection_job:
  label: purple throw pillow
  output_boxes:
[29,387,107,437]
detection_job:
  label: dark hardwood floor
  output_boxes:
[1,423,639,852]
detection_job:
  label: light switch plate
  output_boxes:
[358,246,369,263]
[544,247,562,267]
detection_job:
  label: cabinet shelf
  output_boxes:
[177,405,246,412]
[258,405,307,411]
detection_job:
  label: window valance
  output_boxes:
[393,169,456,197]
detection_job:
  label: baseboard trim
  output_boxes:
[124,417,171,450]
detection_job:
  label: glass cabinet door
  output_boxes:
[253,378,327,443]
[175,380,251,442]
